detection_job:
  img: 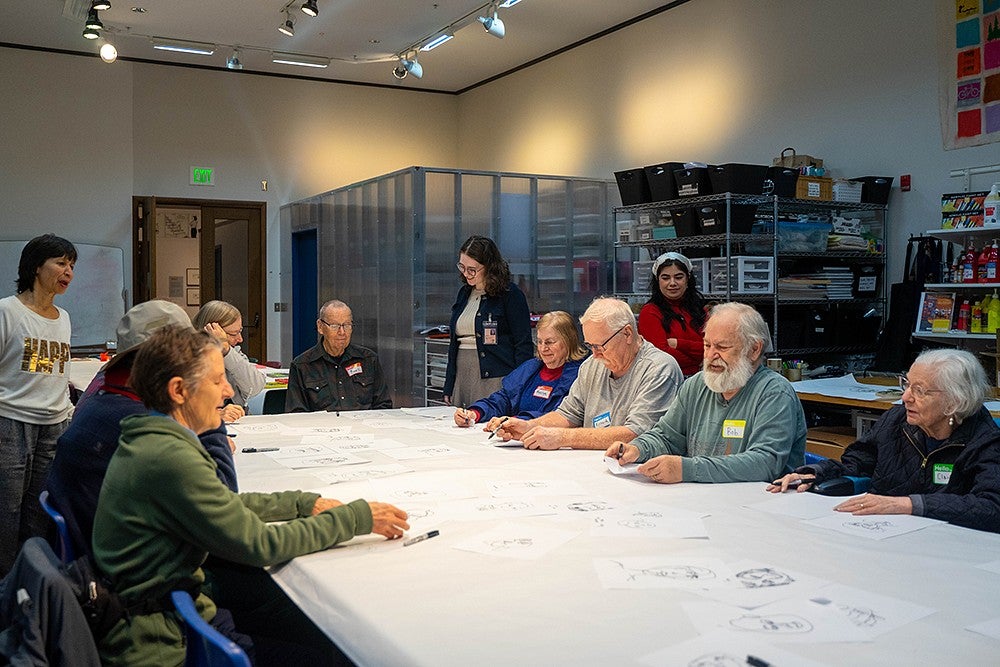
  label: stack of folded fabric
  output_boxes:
[827,215,868,251]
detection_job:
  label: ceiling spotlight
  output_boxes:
[300,0,318,17]
[100,42,118,63]
[91,0,112,10]
[83,26,100,39]
[278,15,295,36]
[392,63,407,79]
[226,48,243,70]
[478,11,505,39]
[85,8,104,30]
[151,37,216,55]
[399,57,422,79]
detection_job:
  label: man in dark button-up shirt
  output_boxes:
[285,299,392,412]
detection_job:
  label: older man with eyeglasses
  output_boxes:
[286,299,392,412]
[495,297,682,450]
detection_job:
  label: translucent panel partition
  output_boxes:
[282,167,613,407]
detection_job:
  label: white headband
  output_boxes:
[652,252,693,276]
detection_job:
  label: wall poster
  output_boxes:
[940,0,1000,149]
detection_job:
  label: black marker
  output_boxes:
[241,447,278,453]
[403,530,440,547]
[746,655,771,667]
[487,416,510,440]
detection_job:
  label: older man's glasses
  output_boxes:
[320,319,353,333]
[584,325,626,353]
[899,376,942,399]
[456,263,480,277]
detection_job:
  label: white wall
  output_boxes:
[456,0,1000,285]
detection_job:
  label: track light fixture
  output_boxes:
[278,13,295,36]
[226,48,243,70]
[477,9,505,39]
[393,55,422,79]
[100,41,118,63]
[272,51,329,68]
[91,0,112,10]
[421,33,453,51]
[85,8,103,31]
[300,0,318,17]
[83,26,100,39]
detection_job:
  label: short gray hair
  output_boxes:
[580,297,636,332]
[911,348,989,422]
[708,302,772,354]
[318,299,350,319]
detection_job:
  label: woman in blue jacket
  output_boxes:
[454,311,587,427]
[443,235,533,407]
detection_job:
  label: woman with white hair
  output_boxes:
[769,348,1000,534]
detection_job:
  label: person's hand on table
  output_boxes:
[605,441,639,464]
[368,502,410,539]
[221,404,245,423]
[453,408,476,427]
[766,472,817,493]
[311,497,344,515]
[483,416,509,433]
[637,455,683,484]
[203,322,231,355]
[834,493,912,516]
[442,395,452,407]
[495,417,529,441]
[521,426,564,450]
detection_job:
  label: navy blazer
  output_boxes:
[443,281,533,396]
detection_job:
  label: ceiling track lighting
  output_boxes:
[91,0,112,10]
[498,0,521,6]
[392,55,422,79]
[83,26,100,39]
[271,51,329,68]
[278,13,295,36]
[226,48,243,70]
[300,0,318,17]
[477,8,505,39]
[100,41,118,63]
[151,37,216,55]
[85,9,103,31]
[421,33,454,51]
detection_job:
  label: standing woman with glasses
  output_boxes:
[193,300,265,413]
[638,252,708,376]
[443,235,533,408]
[768,349,1000,534]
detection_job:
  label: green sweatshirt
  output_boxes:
[632,365,806,482]
[93,414,373,667]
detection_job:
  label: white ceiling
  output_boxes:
[1,0,678,93]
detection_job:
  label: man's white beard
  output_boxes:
[702,353,754,394]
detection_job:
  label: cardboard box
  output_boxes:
[806,426,856,462]
[796,176,833,201]
[772,148,823,169]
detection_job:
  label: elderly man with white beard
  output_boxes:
[607,302,805,484]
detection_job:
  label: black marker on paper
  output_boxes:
[403,530,440,547]
[487,416,510,440]
[241,447,278,453]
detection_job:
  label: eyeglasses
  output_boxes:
[320,319,354,333]
[536,337,561,349]
[584,325,626,353]
[222,326,244,339]
[456,263,481,277]
[899,376,942,399]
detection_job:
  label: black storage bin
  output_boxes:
[670,207,701,237]
[644,162,685,202]
[708,164,769,195]
[850,176,893,205]
[763,167,799,197]
[614,169,651,206]
[673,167,713,197]
[696,203,760,235]
[834,309,880,347]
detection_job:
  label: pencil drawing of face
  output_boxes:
[567,501,613,512]
[488,538,533,550]
[840,605,884,627]
[476,501,530,512]
[845,520,894,531]
[619,518,657,529]
[736,567,794,589]
[614,561,716,582]
[730,613,813,633]
[688,654,743,667]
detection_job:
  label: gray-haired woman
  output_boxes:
[768,348,1000,534]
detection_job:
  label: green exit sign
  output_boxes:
[190,166,215,186]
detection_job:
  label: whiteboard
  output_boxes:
[0,241,126,348]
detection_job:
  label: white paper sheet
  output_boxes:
[791,374,889,401]
[638,629,828,667]
[803,512,941,540]
[594,556,733,590]
[381,445,466,460]
[452,521,578,560]
[275,451,371,469]
[703,559,832,609]
[369,475,478,503]
[683,598,871,644]
[442,497,556,521]
[283,425,353,436]
[399,406,456,419]
[487,479,587,497]
[314,463,412,484]
[744,489,852,520]
[975,559,1000,575]
[590,502,708,539]
[808,583,936,639]
[490,437,524,448]
[299,432,373,445]
[229,421,286,435]
[263,444,334,459]
[603,455,641,476]
[966,615,1000,640]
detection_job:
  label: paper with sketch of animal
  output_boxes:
[452,521,578,560]
[593,556,733,590]
[808,582,935,639]
[682,598,870,644]
[804,512,941,540]
[637,629,829,667]
[702,559,832,609]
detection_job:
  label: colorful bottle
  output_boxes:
[979,243,991,283]
[963,239,978,283]
[958,299,970,332]
[988,240,998,282]
[985,183,1000,227]
[981,292,992,331]
[972,300,983,333]
[990,290,1000,333]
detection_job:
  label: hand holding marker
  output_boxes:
[488,416,510,440]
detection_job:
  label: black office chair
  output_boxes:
[802,453,872,496]
[171,590,252,667]
[38,490,74,563]
[261,388,287,415]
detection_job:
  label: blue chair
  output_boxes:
[170,590,252,667]
[803,451,827,466]
[38,490,74,563]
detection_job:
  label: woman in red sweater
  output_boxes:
[637,252,708,376]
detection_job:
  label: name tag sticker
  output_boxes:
[722,419,746,439]
[533,385,553,399]
[483,317,498,345]
[345,362,363,377]
[933,463,953,485]
[592,411,612,429]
